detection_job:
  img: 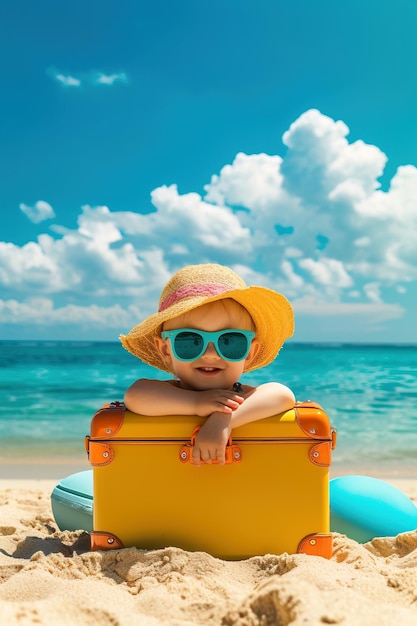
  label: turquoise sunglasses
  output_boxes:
[161,328,255,362]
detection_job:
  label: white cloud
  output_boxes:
[280,260,304,290]
[2,108,416,336]
[53,73,81,87]
[298,257,353,289]
[48,68,128,88]
[0,297,140,328]
[94,72,128,85]
[204,152,285,209]
[282,109,387,198]
[0,239,60,289]
[364,282,382,303]
[203,109,417,290]
[65,187,251,264]
[292,296,404,322]
[355,165,417,220]
[0,222,146,295]
[19,200,56,223]
[150,184,251,253]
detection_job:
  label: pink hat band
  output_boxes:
[159,283,232,312]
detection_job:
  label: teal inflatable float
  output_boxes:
[330,475,417,542]
[51,471,417,543]
[52,470,93,533]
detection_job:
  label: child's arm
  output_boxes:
[192,382,295,466]
[124,378,244,417]
[230,382,295,428]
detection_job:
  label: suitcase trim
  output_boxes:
[297,533,332,559]
[294,401,332,440]
[90,402,126,439]
[87,402,336,447]
[87,438,333,468]
[87,441,115,467]
[90,530,333,559]
[309,441,332,467]
[91,531,124,551]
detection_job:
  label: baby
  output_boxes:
[120,263,295,466]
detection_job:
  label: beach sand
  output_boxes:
[1,466,417,625]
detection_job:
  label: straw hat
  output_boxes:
[120,263,294,372]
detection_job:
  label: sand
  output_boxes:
[1,475,417,626]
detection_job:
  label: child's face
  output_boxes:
[154,301,259,391]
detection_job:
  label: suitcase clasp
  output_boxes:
[179,427,242,465]
[331,427,337,450]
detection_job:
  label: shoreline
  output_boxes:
[0,458,91,480]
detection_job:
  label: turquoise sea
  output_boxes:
[1,341,417,475]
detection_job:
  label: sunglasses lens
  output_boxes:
[218,332,248,360]
[174,331,204,360]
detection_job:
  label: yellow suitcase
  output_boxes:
[85,400,336,559]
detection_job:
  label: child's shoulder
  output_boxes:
[166,379,180,388]
[130,378,178,388]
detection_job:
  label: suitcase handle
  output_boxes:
[179,426,242,465]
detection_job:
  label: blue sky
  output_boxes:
[1,0,417,343]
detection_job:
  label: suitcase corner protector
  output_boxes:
[88,442,115,467]
[90,531,124,551]
[297,533,332,559]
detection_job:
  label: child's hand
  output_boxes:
[192,413,232,466]
[194,389,244,417]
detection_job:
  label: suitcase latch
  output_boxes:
[179,427,242,465]
[331,427,337,450]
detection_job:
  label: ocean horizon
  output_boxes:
[1,340,417,475]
